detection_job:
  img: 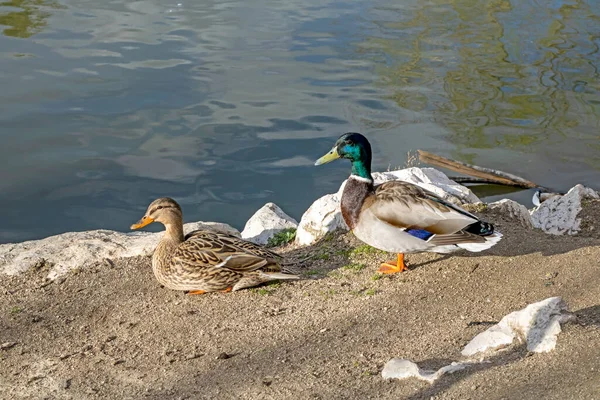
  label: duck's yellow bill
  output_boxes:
[130,216,154,230]
[314,147,340,166]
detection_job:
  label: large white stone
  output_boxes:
[531,185,598,235]
[373,168,480,205]
[0,222,240,280]
[384,298,574,384]
[295,184,349,246]
[462,297,574,356]
[381,359,471,383]
[489,199,533,228]
[295,167,480,246]
[241,203,298,245]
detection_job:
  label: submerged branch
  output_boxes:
[449,177,527,186]
[417,150,552,191]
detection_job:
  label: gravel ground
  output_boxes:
[1,202,599,399]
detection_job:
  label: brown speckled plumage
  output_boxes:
[131,198,299,293]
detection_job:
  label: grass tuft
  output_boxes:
[267,228,297,247]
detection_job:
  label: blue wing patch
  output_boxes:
[405,228,434,240]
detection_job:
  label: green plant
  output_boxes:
[350,245,382,256]
[335,249,351,257]
[304,269,323,277]
[320,289,337,298]
[342,263,366,272]
[327,271,343,279]
[323,232,336,242]
[267,228,297,247]
[312,251,330,261]
[252,281,281,295]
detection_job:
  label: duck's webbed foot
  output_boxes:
[377,253,408,274]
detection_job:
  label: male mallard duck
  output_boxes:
[130,197,299,294]
[315,132,502,274]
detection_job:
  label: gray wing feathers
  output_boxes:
[370,181,477,235]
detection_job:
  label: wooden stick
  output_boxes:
[417,150,551,191]
[448,177,525,186]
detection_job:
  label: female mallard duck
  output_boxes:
[315,132,502,274]
[130,197,299,294]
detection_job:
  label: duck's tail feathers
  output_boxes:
[261,271,300,280]
[232,271,300,291]
[464,220,495,236]
[456,232,503,252]
[427,230,503,254]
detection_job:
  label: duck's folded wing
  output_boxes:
[370,181,477,235]
[178,231,281,272]
[186,230,283,260]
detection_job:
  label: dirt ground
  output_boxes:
[1,202,600,400]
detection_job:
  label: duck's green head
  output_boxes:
[315,132,372,179]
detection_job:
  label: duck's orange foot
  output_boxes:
[221,287,233,293]
[187,290,207,295]
[377,253,408,274]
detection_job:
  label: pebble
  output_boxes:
[262,377,273,386]
[216,352,231,360]
[1,342,17,350]
[63,379,72,389]
[28,375,45,383]
[185,353,203,361]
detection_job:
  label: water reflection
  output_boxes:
[0,0,62,38]
[365,0,600,170]
[0,0,599,243]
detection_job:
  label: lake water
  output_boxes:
[1,0,599,243]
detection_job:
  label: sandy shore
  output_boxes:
[1,202,600,399]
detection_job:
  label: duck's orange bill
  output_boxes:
[130,216,154,230]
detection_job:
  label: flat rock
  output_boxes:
[0,222,240,279]
[381,359,470,383]
[489,199,533,228]
[531,185,599,235]
[241,203,298,245]
[462,297,575,356]
[295,167,480,246]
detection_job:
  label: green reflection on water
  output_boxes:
[0,0,63,38]
[364,0,600,167]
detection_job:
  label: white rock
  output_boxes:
[295,167,480,246]
[462,297,575,356]
[373,167,480,205]
[241,203,298,245]
[531,185,598,235]
[489,199,533,228]
[0,222,240,280]
[532,190,562,207]
[381,359,470,383]
[183,222,241,238]
[295,188,349,246]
